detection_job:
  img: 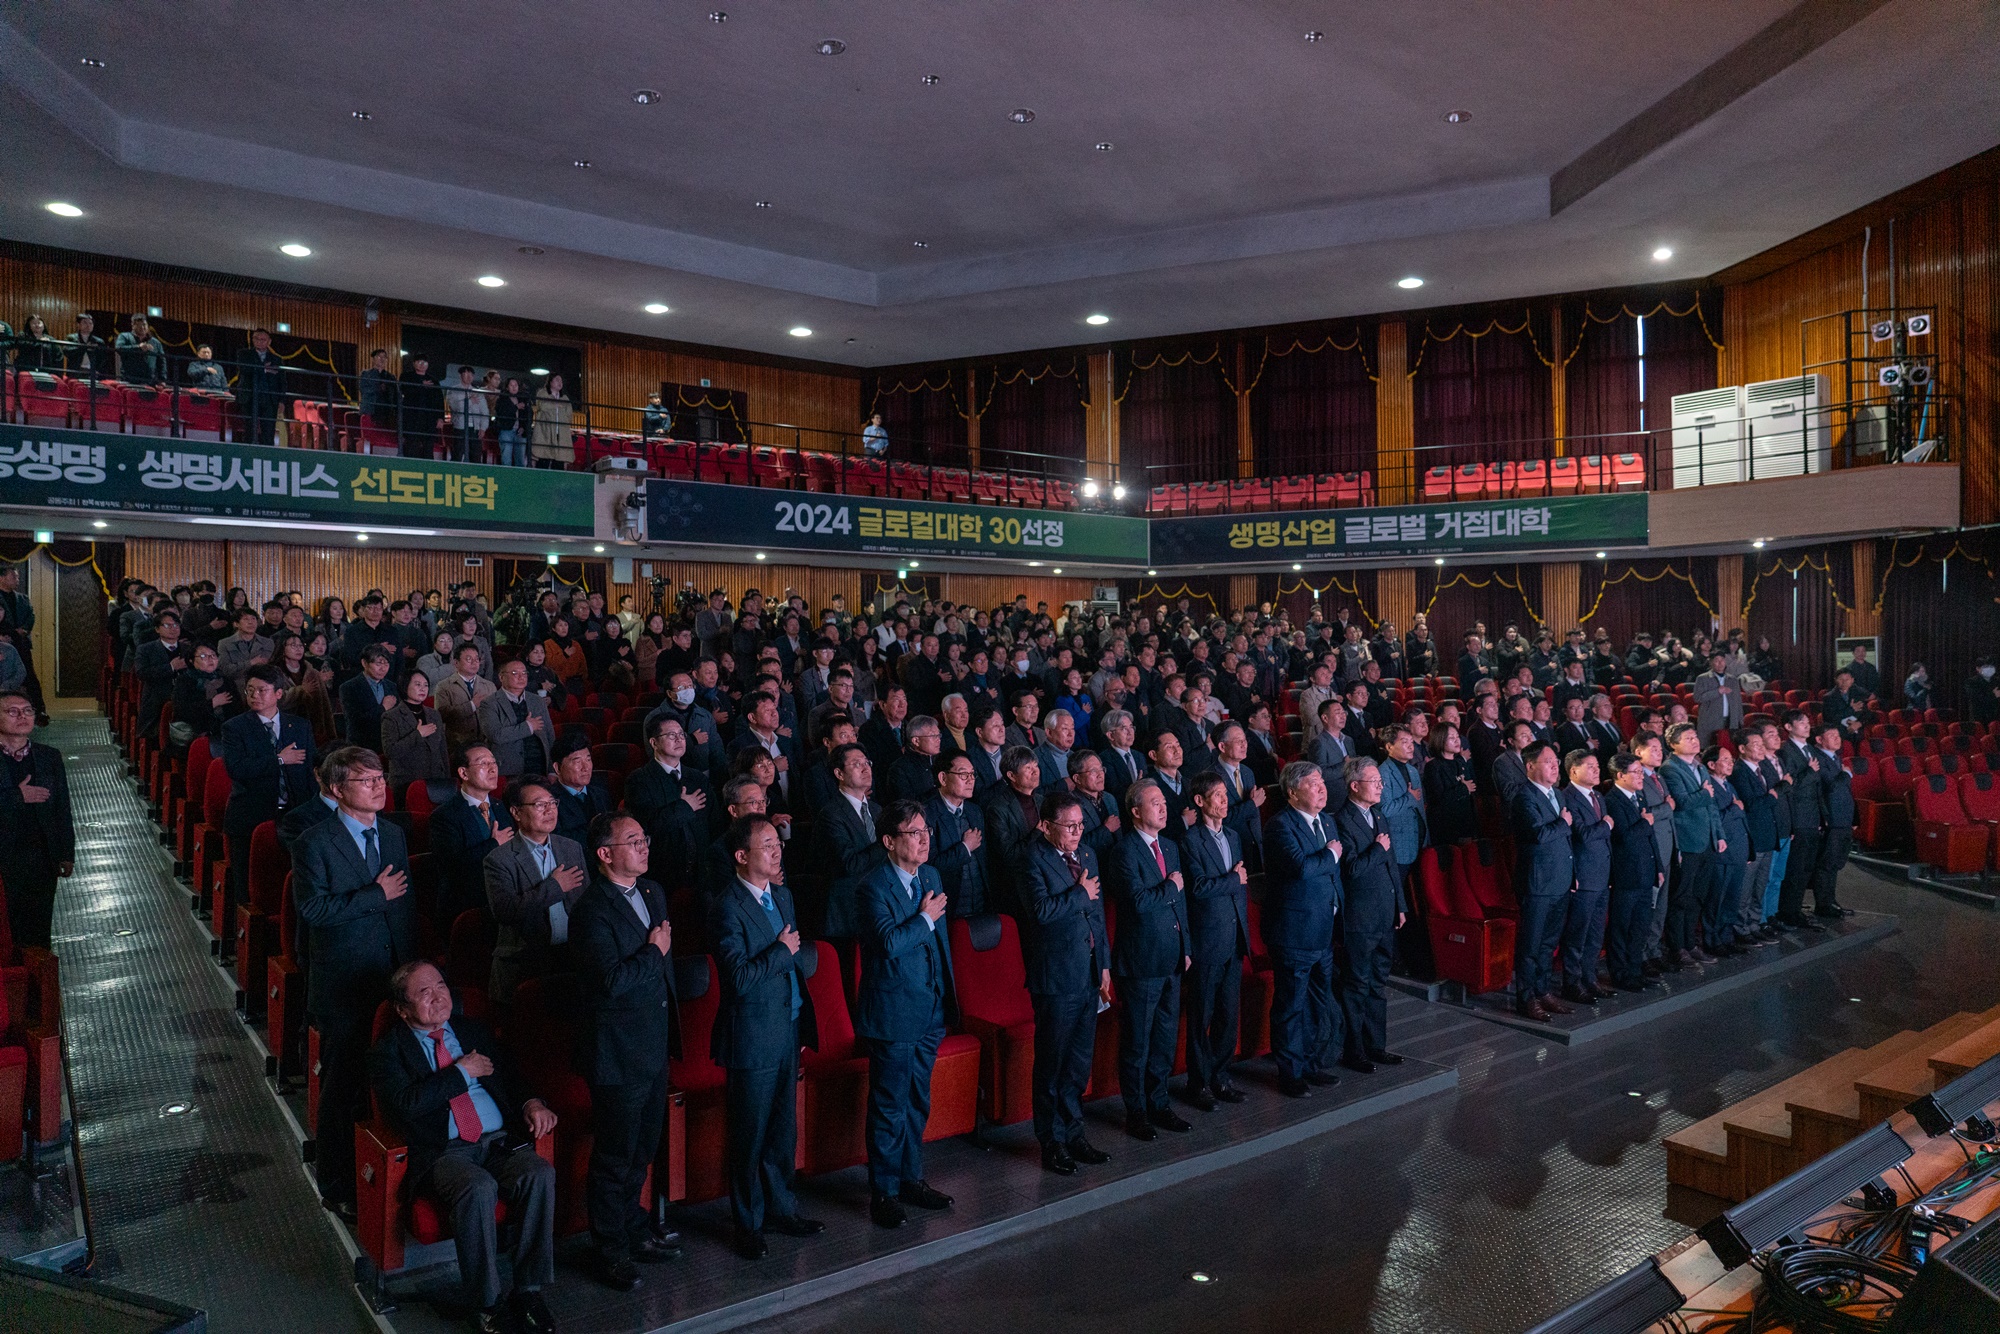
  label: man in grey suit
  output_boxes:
[484,779,588,1004]
[1692,652,1740,745]
[1508,742,1575,1022]
[1305,698,1354,815]
[477,660,555,780]
[1491,720,1536,806]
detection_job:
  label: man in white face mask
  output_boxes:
[1968,657,2000,726]
[645,670,724,775]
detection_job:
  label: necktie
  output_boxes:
[1150,839,1167,878]
[476,800,490,832]
[269,717,282,749]
[623,884,650,928]
[427,1029,486,1143]
[363,826,381,876]
[858,802,875,842]
[1309,816,1324,845]
[1063,853,1092,947]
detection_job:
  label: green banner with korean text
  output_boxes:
[0,423,595,535]
[647,480,1151,567]
[1149,492,1648,565]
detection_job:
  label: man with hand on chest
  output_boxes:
[1107,778,1193,1142]
[1332,758,1406,1073]
[0,689,74,951]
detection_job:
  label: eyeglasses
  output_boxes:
[340,773,387,788]
[0,704,34,718]
[514,798,558,811]
[893,825,928,839]
[606,835,651,849]
[1048,819,1084,831]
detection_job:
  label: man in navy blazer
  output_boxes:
[291,746,416,1216]
[855,801,958,1229]
[570,812,683,1290]
[338,645,396,753]
[922,753,990,917]
[221,666,319,919]
[550,730,613,846]
[1264,761,1345,1098]
[1022,790,1111,1176]
[1332,758,1407,1073]
[1180,772,1249,1110]
[1095,708,1144,804]
[1211,722,1266,873]
[430,743,517,930]
[710,814,823,1259]
[1559,750,1614,1004]
[625,715,716,894]
[803,743,885,938]
[1106,780,1193,1141]
[1604,754,1664,991]
[1509,742,1575,1021]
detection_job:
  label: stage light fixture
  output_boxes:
[1871,319,1897,342]
[1698,1123,1912,1268]
[1906,314,1932,336]
[1008,108,1036,124]
[789,326,812,337]
[1908,363,1932,386]
[1111,484,1127,500]
[1521,1257,1683,1334]
[1082,480,1100,498]
[1908,1050,2000,1137]
[1878,364,1905,388]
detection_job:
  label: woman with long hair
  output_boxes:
[635,612,670,690]
[522,639,567,712]
[274,630,336,746]
[318,596,348,636]
[1422,722,1479,847]
[543,614,588,689]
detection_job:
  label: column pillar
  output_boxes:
[1540,561,1580,633]
[1235,342,1255,480]
[1549,300,1567,456]
[1714,554,1745,632]
[1085,351,1119,487]
[964,365,981,472]
[1846,540,1881,639]
[1376,566,1417,634]
[1376,322,1413,504]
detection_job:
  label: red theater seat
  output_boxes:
[668,955,729,1204]
[950,915,1035,1126]
[1421,843,1516,995]
[1422,466,1453,500]
[1913,774,1988,874]
[1957,773,2000,868]
[797,941,869,1175]
[1450,838,1517,919]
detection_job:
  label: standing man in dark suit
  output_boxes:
[1264,762,1345,1098]
[711,814,823,1259]
[1585,695,1625,768]
[430,744,516,929]
[477,660,555,781]
[291,746,417,1219]
[978,746,1043,919]
[549,731,613,847]
[1603,754,1662,991]
[1106,779,1192,1142]
[1332,758,1406,1072]
[624,716,714,895]
[338,646,396,753]
[1210,722,1266,872]
[1069,750,1123,860]
[1180,771,1248,1111]
[1810,722,1858,921]
[571,812,682,1291]
[922,753,989,918]
[1508,742,1575,1021]
[1774,709,1826,932]
[860,684,912,772]
[368,960,559,1334]
[0,690,74,951]
[1096,709,1143,805]
[855,801,957,1229]
[1022,790,1111,1176]
[1661,722,1725,966]
[221,666,319,922]
[134,610,187,737]
[484,780,587,1005]
[1559,750,1613,1003]
[803,743,883,938]
[238,327,287,446]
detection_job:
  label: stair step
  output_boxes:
[1856,1007,2000,1124]
[1930,1014,2000,1084]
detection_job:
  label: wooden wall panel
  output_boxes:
[124,538,487,613]
[1375,567,1417,633]
[583,343,861,449]
[1540,562,1580,633]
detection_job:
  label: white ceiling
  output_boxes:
[1,0,1997,368]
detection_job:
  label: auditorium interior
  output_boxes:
[5,6,2000,1333]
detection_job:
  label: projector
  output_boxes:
[592,455,648,475]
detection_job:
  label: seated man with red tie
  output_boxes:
[368,960,558,1334]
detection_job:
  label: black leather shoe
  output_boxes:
[731,1229,768,1260]
[767,1214,825,1237]
[322,1197,357,1227]
[631,1234,682,1264]
[1277,1077,1313,1098]
[512,1290,556,1334]
[1184,1086,1218,1112]
[1303,1069,1341,1086]
[1150,1109,1193,1134]
[1615,980,1648,993]
[1213,1084,1248,1104]
[1817,906,1855,918]
[1368,1049,1406,1066]
[1041,1143,1078,1175]
[898,1181,953,1211]
[1339,1056,1377,1074]
[647,1225,683,1248]
[870,1194,908,1228]
[1540,993,1576,1015]
[1791,916,1826,932]
[1516,999,1553,1021]
[1561,986,1599,1006]
[593,1256,641,1291]
[475,1306,509,1334]
[1067,1137,1110,1165]
[1641,959,1664,976]
[1125,1115,1157,1141]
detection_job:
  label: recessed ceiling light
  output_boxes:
[1304,31,1323,42]
[1190,1271,1215,1284]
[1147,569,1157,576]
[1293,563,1303,571]
[1653,246,1674,261]
[921,73,940,86]
[1595,551,1607,559]
[631,89,661,105]
[1095,141,1114,151]
[279,243,312,258]
[912,240,928,248]
[1434,557,1445,565]
[1398,276,1424,289]
[93,519,107,529]
[351,110,372,120]
[816,38,846,56]
[44,202,83,218]
[754,552,767,560]
[1008,108,1036,124]
[517,245,544,255]
[529,367,549,376]
[593,544,606,553]
[708,10,727,20]
[788,326,813,337]
[1085,313,1110,325]
[1752,539,1766,548]
[754,200,772,209]
[572,159,592,168]
[477,275,506,287]
[79,56,105,69]
[643,302,670,314]
[355,532,370,542]
[1444,110,1471,124]
[1052,568,1063,575]
[908,561,920,569]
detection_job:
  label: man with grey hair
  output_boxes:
[1097,708,1142,803]
[1036,709,1077,796]
[884,714,942,804]
[1332,757,1406,1073]
[1263,760,1344,1098]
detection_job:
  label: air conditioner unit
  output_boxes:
[592,455,649,475]
[1744,374,1829,479]
[1670,385,1745,488]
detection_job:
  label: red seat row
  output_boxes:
[1421,454,1647,500]
[1147,472,1375,516]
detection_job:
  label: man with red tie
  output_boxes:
[368,959,558,1334]
[1106,778,1192,1141]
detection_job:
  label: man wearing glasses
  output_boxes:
[922,752,989,918]
[291,746,417,1223]
[856,801,956,1228]
[0,689,73,952]
[483,780,588,1005]
[1023,791,1112,1176]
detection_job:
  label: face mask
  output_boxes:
[674,687,695,707]
[1983,667,1995,680]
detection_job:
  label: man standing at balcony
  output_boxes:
[238,327,287,446]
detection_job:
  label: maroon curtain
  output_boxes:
[1250,340,1377,478]
[1258,571,1377,630]
[1563,304,1642,444]
[866,377,968,467]
[1578,559,1719,650]
[1412,310,1553,468]
[979,366,1086,475]
[1878,534,2000,705]
[1638,297,1721,427]
[1118,355,1234,485]
[1743,550,1847,692]
[1419,567,1538,646]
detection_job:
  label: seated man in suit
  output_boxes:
[368,960,558,1334]
[1604,753,1664,991]
[1023,790,1111,1176]
[624,715,715,894]
[549,729,612,846]
[1332,758,1407,1073]
[484,779,588,1005]
[291,746,417,1219]
[923,753,990,918]
[1509,742,1576,1021]
[339,645,397,754]
[571,812,682,1291]
[1106,778,1193,1142]
[220,665,320,925]
[1264,761,1345,1098]
[1559,749,1614,1004]
[477,659,555,780]
[1180,771,1249,1110]
[978,746,1043,919]
[855,801,957,1229]
[881,710,940,805]
[711,814,823,1259]
[430,744,516,930]
[803,742,885,938]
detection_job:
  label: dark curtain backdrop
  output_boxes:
[1877,534,2000,707]
[980,367,1087,474]
[1119,356,1234,484]
[1120,576,1233,623]
[866,378,968,467]
[1578,559,1719,650]
[1563,305,1642,444]
[1250,341,1377,478]
[1742,551,1847,691]
[1412,310,1553,468]
[1259,571,1377,631]
[1419,567,1539,645]
[1638,299,1721,430]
